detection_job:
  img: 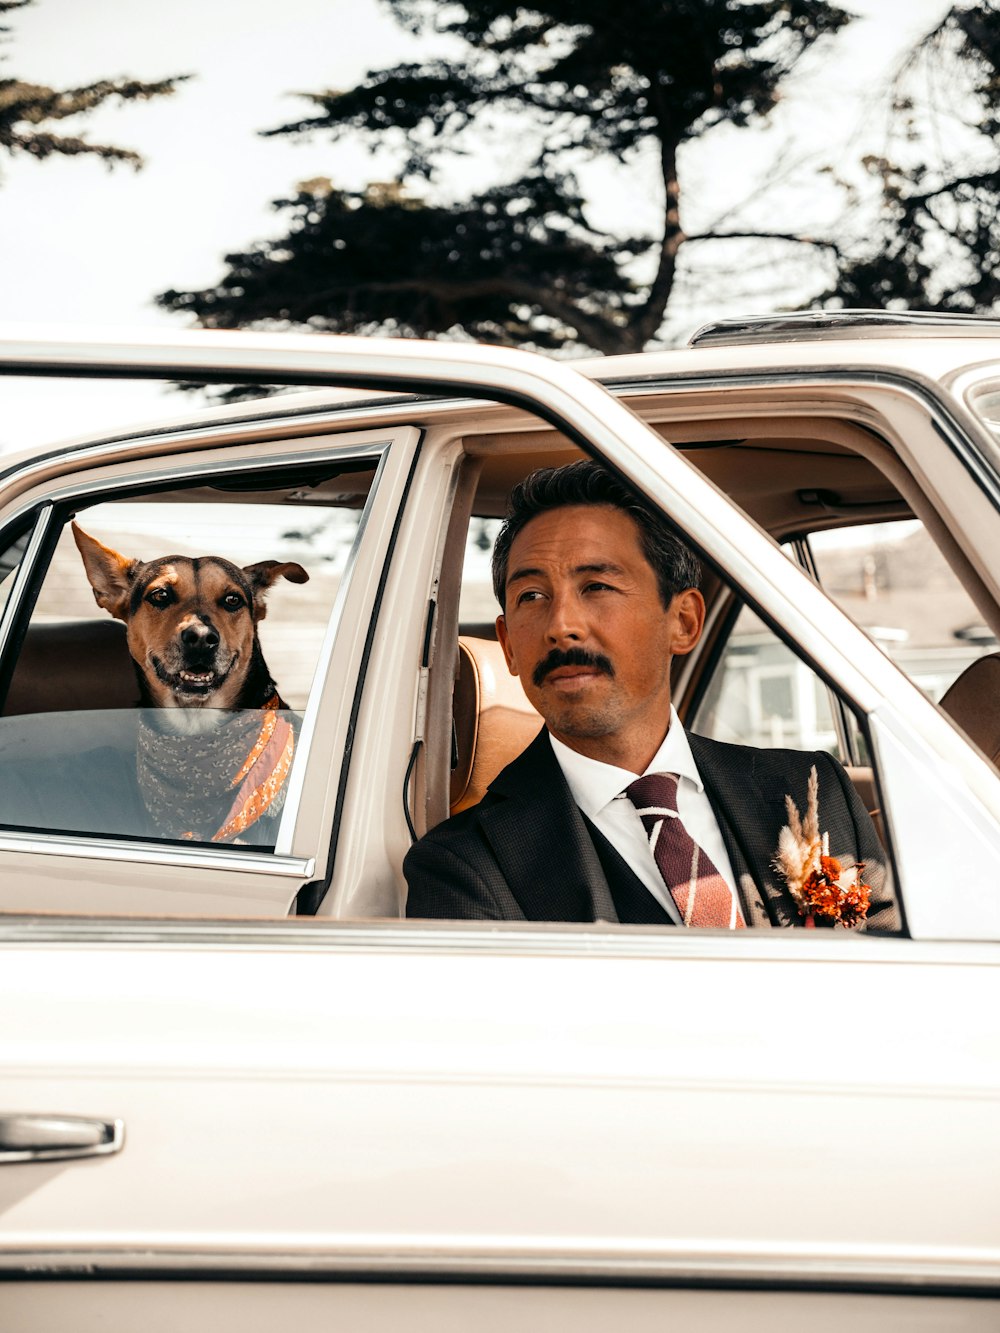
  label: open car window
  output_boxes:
[0,465,376,853]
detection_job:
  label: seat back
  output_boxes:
[4,619,139,716]
[450,636,541,814]
[939,651,1000,769]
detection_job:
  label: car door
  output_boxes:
[1,331,999,1331]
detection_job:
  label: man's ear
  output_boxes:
[243,560,309,620]
[72,522,139,622]
[668,588,706,657]
[495,613,519,675]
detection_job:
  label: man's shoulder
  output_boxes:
[412,789,504,849]
[411,727,560,850]
[688,731,836,777]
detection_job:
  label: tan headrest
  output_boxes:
[450,636,541,814]
[939,651,1000,769]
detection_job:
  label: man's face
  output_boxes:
[496,504,704,771]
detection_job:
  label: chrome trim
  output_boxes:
[0,1113,124,1164]
[16,436,393,517]
[0,405,413,500]
[689,309,1000,347]
[1,916,999,966]
[0,1242,997,1288]
[0,502,52,661]
[0,830,313,877]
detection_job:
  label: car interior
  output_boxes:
[1,389,998,907]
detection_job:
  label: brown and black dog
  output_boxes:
[72,523,308,727]
[72,523,309,843]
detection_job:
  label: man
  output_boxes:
[405,461,898,930]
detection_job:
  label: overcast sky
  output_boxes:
[0,0,954,449]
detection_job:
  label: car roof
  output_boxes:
[2,318,1000,469]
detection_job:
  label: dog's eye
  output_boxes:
[221,592,244,611]
[146,587,173,608]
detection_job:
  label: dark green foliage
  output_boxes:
[160,0,852,354]
[160,175,639,351]
[817,3,1000,314]
[0,0,186,176]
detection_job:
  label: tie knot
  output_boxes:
[626,772,680,818]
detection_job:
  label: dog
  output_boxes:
[72,522,309,844]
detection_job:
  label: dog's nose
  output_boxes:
[180,620,220,652]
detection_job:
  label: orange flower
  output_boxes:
[772,767,871,928]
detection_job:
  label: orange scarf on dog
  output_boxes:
[211,693,295,843]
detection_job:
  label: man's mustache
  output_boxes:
[532,647,615,688]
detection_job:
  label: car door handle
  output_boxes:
[0,1113,125,1163]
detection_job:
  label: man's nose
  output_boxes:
[180,617,220,651]
[545,590,585,643]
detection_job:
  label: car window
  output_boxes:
[0,466,375,851]
[693,518,997,757]
[459,516,502,632]
[692,602,842,756]
[809,520,996,702]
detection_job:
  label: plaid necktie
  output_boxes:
[626,772,745,929]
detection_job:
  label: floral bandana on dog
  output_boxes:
[137,694,295,845]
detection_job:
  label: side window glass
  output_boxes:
[0,467,375,850]
[694,519,997,760]
[694,603,842,757]
[460,516,502,633]
[809,520,996,702]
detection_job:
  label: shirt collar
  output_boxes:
[548,705,703,821]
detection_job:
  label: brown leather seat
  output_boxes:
[939,651,1000,769]
[450,636,541,814]
[4,619,138,716]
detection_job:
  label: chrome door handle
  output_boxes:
[0,1113,125,1163]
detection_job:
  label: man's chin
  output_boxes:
[541,701,620,741]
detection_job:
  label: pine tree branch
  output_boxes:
[683,230,844,254]
[285,275,626,354]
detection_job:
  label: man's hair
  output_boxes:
[492,460,702,610]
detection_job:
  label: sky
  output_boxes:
[0,0,956,449]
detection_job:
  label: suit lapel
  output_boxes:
[688,732,802,928]
[480,730,620,923]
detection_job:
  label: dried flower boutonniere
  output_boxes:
[773,766,871,928]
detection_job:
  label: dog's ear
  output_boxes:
[243,560,309,620]
[72,523,140,622]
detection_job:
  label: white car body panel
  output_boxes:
[4,927,1000,1287]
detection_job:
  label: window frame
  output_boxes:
[0,421,420,914]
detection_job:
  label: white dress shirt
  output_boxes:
[548,707,738,925]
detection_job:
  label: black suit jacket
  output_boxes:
[404,728,899,931]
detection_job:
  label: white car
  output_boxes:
[2,313,1000,1330]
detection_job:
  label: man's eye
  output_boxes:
[221,592,244,611]
[516,589,543,605]
[584,581,613,593]
[146,588,172,608]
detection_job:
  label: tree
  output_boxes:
[0,0,185,180]
[817,2,1000,314]
[159,0,851,354]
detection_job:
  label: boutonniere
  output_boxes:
[773,766,871,928]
